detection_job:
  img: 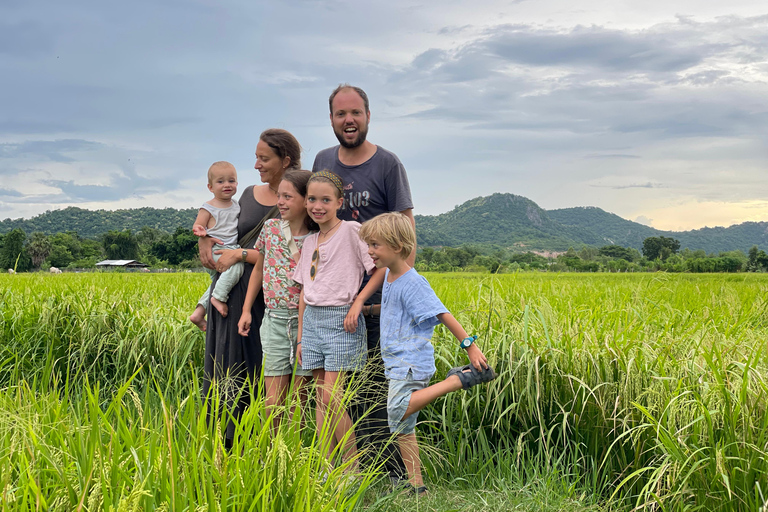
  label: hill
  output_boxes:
[2,195,767,253]
[0,206,198,239]
[415,194,604,251]
[549,206,768,253]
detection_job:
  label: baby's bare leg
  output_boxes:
[210,296,229,317]
[189,304,207,331]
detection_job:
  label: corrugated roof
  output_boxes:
[96,260,140,266]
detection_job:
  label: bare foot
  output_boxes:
[211,297,228,318]
[189,305,207,332]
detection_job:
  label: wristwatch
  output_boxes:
[460,335,477,349]
[241,249,248,262]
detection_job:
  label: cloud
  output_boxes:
[0,139,105,163]
[612,182,663,189]
[0,21,54,57]
[634,215,654,226]
[584,153,641,159]
[0,188,23,197]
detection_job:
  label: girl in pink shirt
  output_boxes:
[294,170,384,474]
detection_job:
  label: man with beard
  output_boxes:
[312,84,414,485]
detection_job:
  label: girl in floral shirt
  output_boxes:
[239,170,317,431]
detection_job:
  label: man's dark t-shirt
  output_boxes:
[312,145,413,223]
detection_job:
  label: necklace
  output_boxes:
[269,185,278,195]
[319,219,342,237]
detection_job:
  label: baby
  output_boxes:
[189,161,243,331]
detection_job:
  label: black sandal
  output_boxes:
[448,364,497,389]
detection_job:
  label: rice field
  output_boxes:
[1,272,767,511]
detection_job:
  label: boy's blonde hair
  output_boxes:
[359,212,416,259]
[207,161,236,184]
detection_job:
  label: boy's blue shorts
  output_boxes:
[387,370,433,435]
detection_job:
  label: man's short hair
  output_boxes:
[359,212,416,259]
[329,84,370,114]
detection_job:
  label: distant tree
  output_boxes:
[418,247,435,265]
[599,245,636,261]
[27,232,52,269]
[0,228,32,271]
[149,227,198,265]
[747,245,768,271]
[102,230,140,260]
[642,236,680,261]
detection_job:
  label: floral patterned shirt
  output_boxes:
[255,219,311,310]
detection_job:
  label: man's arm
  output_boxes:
[400,208,416,267]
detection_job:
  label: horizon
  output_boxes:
[2,1,767,231]
[4,191,765,234]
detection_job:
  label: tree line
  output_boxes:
[2,229,767,274]
[0,227,199,272]
[415,236,768,274]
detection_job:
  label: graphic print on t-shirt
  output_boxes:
[340,181,370,221]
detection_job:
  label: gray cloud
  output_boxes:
[584,154,641,159]
[0,21,55,57]
[478,25,713,72]
[0,188,23,197]
[0,139,104,163]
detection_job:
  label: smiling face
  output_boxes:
[207,163,238,202]
[276,179,306,222]
[366,236,402,270]
[305,181,343,227]
[330,88,370,149]
[254,139,289,185]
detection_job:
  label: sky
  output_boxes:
[1,0,767,232]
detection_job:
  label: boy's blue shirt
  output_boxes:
[380,267,448,380]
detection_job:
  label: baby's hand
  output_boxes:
[192,225,208,237]
[466,344,489,371]
[238,313,251,336]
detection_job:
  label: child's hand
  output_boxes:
[297,342,303,366]
[466,344,489,371]
[192,225,208,237]
[238,312,252,336]
[344,303,362,333]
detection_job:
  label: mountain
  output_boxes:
[549,206,768,253]
[547,206,660,248]
[2,195,767,253]
[415,194,604,251]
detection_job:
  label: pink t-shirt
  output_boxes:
[294,221,375,307]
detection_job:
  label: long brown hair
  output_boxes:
[281,170,318,232]
[260,129,302,170]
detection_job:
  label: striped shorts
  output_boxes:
[301,304,367,372]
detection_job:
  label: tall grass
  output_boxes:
[0,274,370,510]
[2,272,768,510]
[421,272,768,511]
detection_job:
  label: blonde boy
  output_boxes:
[359,212,496,495]
[189,161,243,330]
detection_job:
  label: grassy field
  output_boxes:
[1,272,767,511]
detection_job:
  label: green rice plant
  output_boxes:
[0,368,372,511]
[3,272,768,510]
